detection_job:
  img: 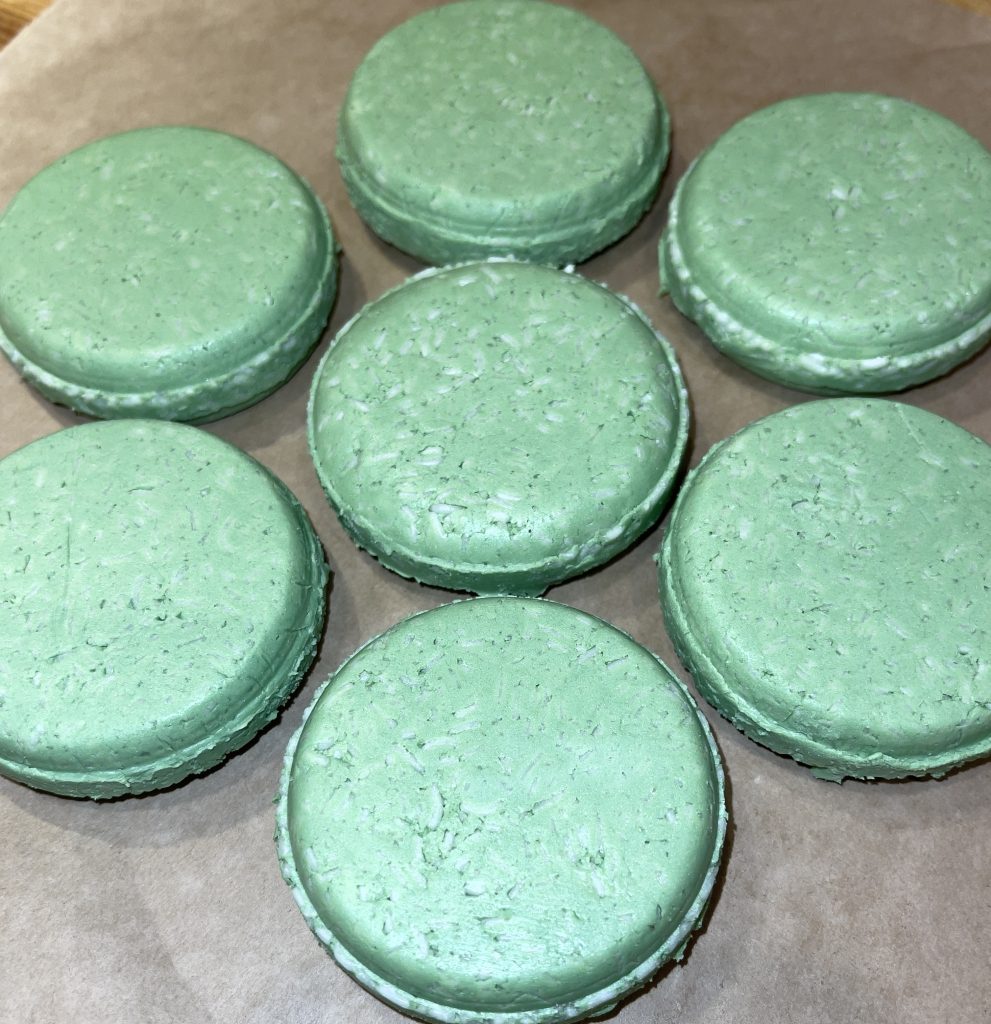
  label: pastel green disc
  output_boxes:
[0,420,328,798]
[0,126,337,422]
[658,398,991,781]
[308,260,688,596]
[337,0,669,266]
[659,93,991,394]
[277,597,726,1023]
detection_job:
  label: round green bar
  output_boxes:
[659,398,991,781]
[338,0,669,266]
[308,260,688,596]
[0,420,328,798]
[277,597,726,1023]
[659,93,991,393]
[0,126,337,422]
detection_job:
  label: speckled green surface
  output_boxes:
[0,126,337,422]
[659,93,991,394]
[337,0,669,266]
[276,597,726,1023]
[0,420,328,798]
[308,260,688,596]
[658,398,991,780]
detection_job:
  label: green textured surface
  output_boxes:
[0,126,337,422]
[277,598,726,1023]
[659,93,991,393]
[0,420,328,798]
[338,0,668,266]
[308,260,688,596]
[659,398,991,780]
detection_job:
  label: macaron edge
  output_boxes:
[658,142,991,396]
[0,163,339,424]
[307,259,690,597]
[0,440,330,799]
[335,0,670,267]
[274,596,728,1023]
[337,94,669,267]
[656,406,991,781]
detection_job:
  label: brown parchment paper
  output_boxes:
[1,2,990,1021]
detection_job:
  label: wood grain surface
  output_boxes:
[0,0,52,47]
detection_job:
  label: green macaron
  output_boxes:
[658,398,991,781]
[659,93,991,393]
[0,420,328,798]
[277,597,726,1023]
[308,259,688,596]
[338,0,669,266]
[0,126,337,422]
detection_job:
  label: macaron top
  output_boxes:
[309,260,688,595]
[338,0,668,264]
[279,597,725,1021]
[667,92,991,365]
[0,126,333,401]
[0,419,326,796]
[660,398,991,778]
